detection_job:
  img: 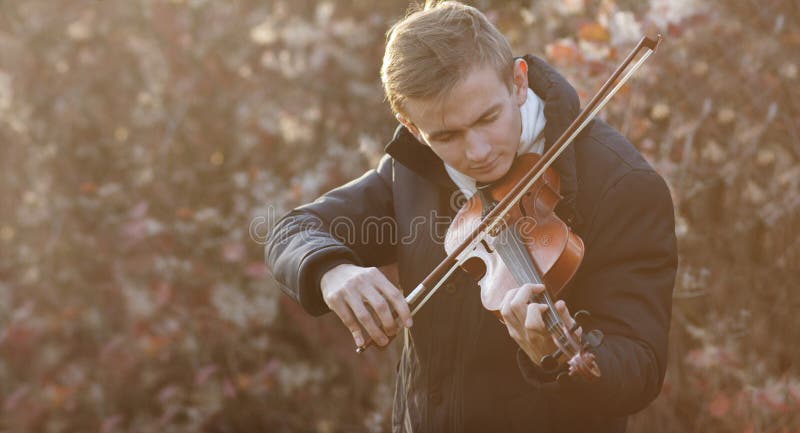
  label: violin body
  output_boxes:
[445,153,584,311]
[444,153,600,378]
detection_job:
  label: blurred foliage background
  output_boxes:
[0,0,798,432]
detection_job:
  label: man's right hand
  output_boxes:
[320,263,413,348]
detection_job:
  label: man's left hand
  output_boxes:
[499,283,579,365]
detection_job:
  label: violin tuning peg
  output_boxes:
[582,329,604,349]
[540,356,557,372]
[573,310,591,327]
[539,348,562,372]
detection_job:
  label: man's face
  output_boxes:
[398,59,529,183]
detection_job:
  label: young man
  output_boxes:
[265,1,677,432]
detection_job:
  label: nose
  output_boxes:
[464,130,492,164]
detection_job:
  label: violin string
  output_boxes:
[492,216,572,355]
[497,224,571,348]
[504,231,570,350]
[505,226,557,315]
[511,230,573,351]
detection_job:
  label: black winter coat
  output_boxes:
[265,55,678,433]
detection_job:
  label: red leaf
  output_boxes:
[545,39,582,67]
[175,207,194,220]
[80,181,97,195]
[709,392,730,418]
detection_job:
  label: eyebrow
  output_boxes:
[427,103,501,140]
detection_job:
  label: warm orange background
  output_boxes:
[0,1,797,432]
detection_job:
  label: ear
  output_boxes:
[395,113,425,143]
[512,58,529,107]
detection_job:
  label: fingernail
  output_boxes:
[356,336,364,347]
[405,319,413,328]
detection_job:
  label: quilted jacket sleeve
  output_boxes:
[265,154,397,316]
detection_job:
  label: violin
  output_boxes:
[444,152,602,380]
[357,35,662,382]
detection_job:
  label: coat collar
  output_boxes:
[383,55,582,210]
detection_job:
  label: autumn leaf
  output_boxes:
[237,373,251,390]
[175,207,194,220]
[578,22,610,43]
[545,39,582,66]
[80,181,97,195]
[709,392,731,418]
[44,383,76,408]
[138,334,169,358]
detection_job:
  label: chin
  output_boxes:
[474,155,513,183]
[472,168,501,184]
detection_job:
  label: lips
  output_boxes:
[472,156,498,172]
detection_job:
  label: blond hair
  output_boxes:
[380,1,515,116]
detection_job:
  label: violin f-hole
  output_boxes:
[460,256,487,281]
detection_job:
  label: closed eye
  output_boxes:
[429,107,500,142]
[435,133,455,142]
[479,114,497,124]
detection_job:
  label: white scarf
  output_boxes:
[444,88,546,198]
